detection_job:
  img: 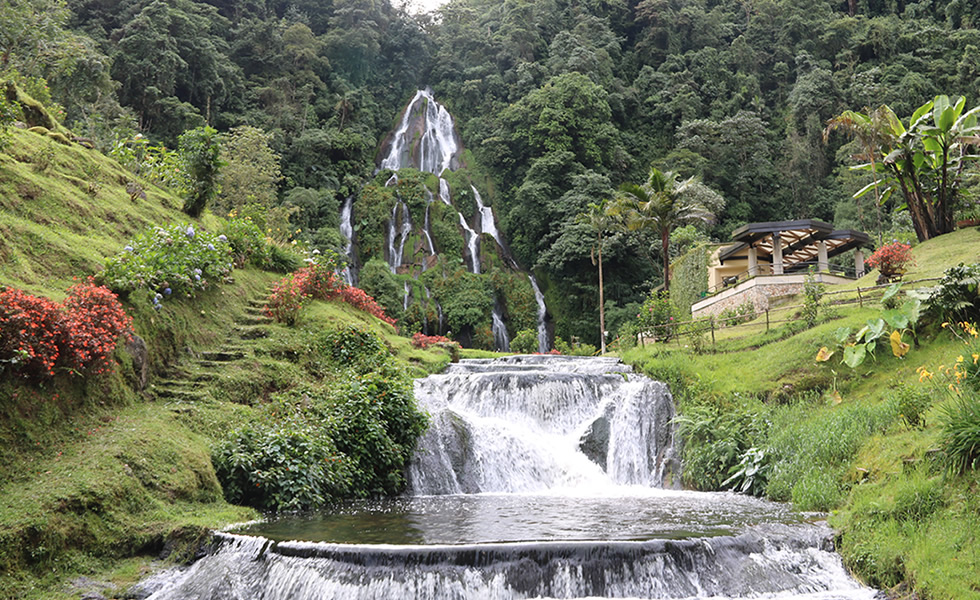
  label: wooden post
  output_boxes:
[766,309,770,332]
[856,286,863,308]
[711,319,715,346]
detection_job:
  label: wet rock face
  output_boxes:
[579,403,615,471]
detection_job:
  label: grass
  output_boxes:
[0,123,458,598]
[620,228,980,599]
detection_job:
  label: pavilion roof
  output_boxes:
[718,219,872,271]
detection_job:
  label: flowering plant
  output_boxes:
[866,242,914,279]
[636,290,679,342]
[266,253,396,326]
[0,281,132,380]
[99,222,233,308]
[410,332,455,349]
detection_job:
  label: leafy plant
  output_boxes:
[938,395,980,474]
[178,126,223,217]
[802,270,824,328]
[927,263,980,323]
[636,290,679,342]
[895,384,931,430]
[722,447,770,496]
[510,328,538,354]
[99,223,233,306]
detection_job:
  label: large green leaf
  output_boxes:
[843,344,867,368]
[834,326,852,345]
[911,100,933,128]
[883,309,909,330]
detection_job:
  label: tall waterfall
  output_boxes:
[339,195,355,285]
[529,275,550,353]
[143,356,877,600]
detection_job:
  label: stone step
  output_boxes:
[247,298,269,309]
[234,315,272,326]
[243,306,268,317]
[235,326,270,340]
[199,350,247,362]
[152,387,207,401]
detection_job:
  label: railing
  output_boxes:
[702,261,864,296]
[632,277,941,349]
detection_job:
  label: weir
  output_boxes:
[142,356,877,600]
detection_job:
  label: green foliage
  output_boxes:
[722,447,770,496]
[895,384,932,430]
[636,290,679,342]
[358,258,402,321]
[0,92,18,150]
[211,422,352,512]
[670,244,709,317]
[510,328,538,354]
[311,324,390,375]
[674,399,769,491]
[927,262,980,323]
[802,270,825,328]
[178,126,222,218]
[938,395,980,474]
[431,270,493,335]
[215,126,282,217]
[108,134,184,189]
[98,223,233,306]
[718,301,755,327]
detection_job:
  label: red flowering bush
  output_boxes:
[867,242,915,279]
[0,288,65,378]
[266,259,396,326]
[265,273,309,325]
[62,280,134,375]
[0,282,133,380]
[411,332,455,349]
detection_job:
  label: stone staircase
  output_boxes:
[149,295,273,405]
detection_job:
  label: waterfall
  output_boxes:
[339,195,355,285]
[403,281,411,312]
[143,357,878,600]
[458,212,480,274]
[438,178,452,206]
[387,201,412,273]
[491,302,510,352]
[529,275,549,353]
[473,186,501,248]
[379,89,459,176]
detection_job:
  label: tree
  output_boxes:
[576,199,613,354]
[826,96,980,242]
[179,126,223,217]
[613,167,720,291]
[216,126,282,216]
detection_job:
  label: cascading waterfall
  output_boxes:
[339,195,355,285]
[379,89,460,175]
[143,356,877,600]
[458,212,480,273]
[491,303,510,352]
[529,275,550,352]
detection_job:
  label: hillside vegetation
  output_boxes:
[623,228,980,599]
[0,124,452,599]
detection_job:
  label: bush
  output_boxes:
[265,272,308,325]
[927,263,980,323]
[867,242,914,281]
[637,290,679,342]
[938,395,980,474]
[99,223,233,307]
[718,302,754,327]
[510,328,538,354]
[895,384,931,429]
[211,422,352,512]
[219,214,268,268]
[0,283,132,380]
[315,325,390,373]
[179,126,223,217]
[410,332,455,350]
[801,270,824,328]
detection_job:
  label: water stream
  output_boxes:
[142,356,876,600]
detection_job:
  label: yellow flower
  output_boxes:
[957,355,965,363]
[972,353,978,364]
[942,322,950,328]
[918,369,933,382]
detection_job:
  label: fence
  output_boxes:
[703,260,864,296]
[634,277,940,349]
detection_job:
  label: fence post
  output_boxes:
[856,286,863,308]
[766,309,770,332]
[711,319,715,346]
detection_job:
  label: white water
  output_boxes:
[530,274,550,352]
[143,357,878,600]
[339,195,355,285]
[438,178,452,206]
[379,89,459,176]
[491,303,510,352]
[458,211,480,273]
[473,185,502,248]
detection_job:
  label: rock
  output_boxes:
[579,403,616,471]
[125,334,149,390]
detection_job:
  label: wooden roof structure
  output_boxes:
[718,219,872,272]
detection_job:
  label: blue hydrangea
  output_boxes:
[218,235,227,242]
[124,245,134,252]
[186,225,195,238]
[163,288,172,296]
[207,243,215,251]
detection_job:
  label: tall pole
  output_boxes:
[598,229,606,354]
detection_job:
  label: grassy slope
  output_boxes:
[622,228,980,599]
[0,127,455,599]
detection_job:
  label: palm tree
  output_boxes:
[576,199,613,353]
[613,167,716,291]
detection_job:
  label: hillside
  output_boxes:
[0,125,455,599]
[622,228,980,599]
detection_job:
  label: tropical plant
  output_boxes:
[510,328,538,354]
[826,95,980,242]
[178,125,223,217]
[612,167,720,291]
[576,199,613,353]
[927,263,980,323]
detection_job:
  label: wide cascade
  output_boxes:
[142,356,877,600]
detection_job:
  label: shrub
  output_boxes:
[718,302,754,327]
[927,263,980,323]
[219,214,268,268]
[61,280,134,375]
[211,422,352,512]
[99,223,233,307]
[411,332,455,350]
[866,242,914,281]
[317,325,390,373]
[938,395,980,474]
[637,290,679,342]
[179,126,223,217]
[265,273,308,326]
[801,269,824,328]
[510,328,538,354]
[0,283,132,380]
[895,384,931,429]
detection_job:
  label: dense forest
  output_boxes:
[4,0,979,345]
